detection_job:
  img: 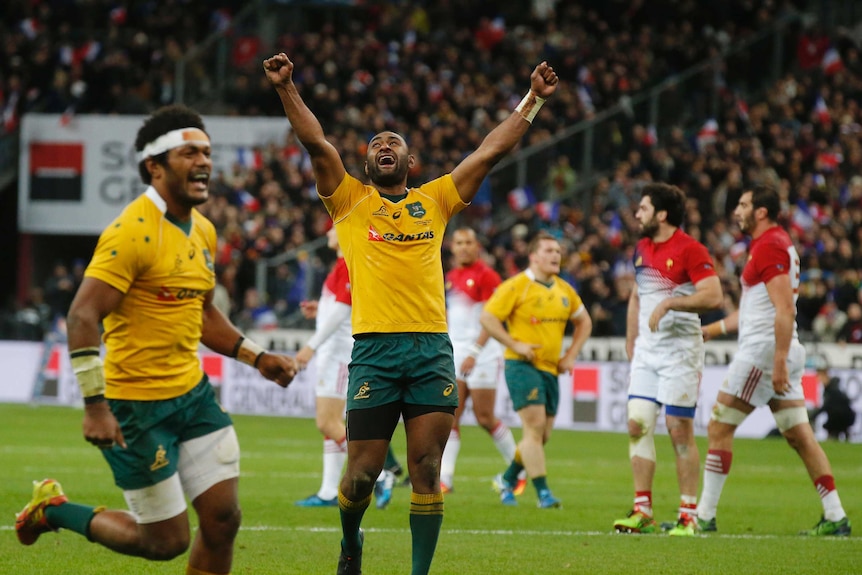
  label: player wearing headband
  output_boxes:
[15,105,297,575]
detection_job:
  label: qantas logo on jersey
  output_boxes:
[156,286,207,301]
[367,226,435,242]
[368,226,385,241]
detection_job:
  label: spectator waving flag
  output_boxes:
[577,85,595,114]
[814,96,831,125]
[507,186,535,211]
[643,124,658,147]
[536,200,559,222]
[821,47,844,75]
[237,146,264,170]
[607,211,623,247]
[736,94,750,125]
[696,119,718,152]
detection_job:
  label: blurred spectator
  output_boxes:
[235,287,278,332]
[14,287,52,341]
[43,262,76,320]
[810,362,856,441]
[6,2,862,339]
[812,299,848,342]
[837,302,862,344]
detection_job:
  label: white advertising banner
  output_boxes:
[18,114,291,234]
[3,340,861,442]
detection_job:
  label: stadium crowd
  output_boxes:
[4,0,862,347]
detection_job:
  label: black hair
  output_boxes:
[749,184,780,221]
[135,105,206,184]
[641,183,686,227]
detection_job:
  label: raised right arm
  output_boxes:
[263,53,345,197]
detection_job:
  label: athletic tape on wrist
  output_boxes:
[515,90,546,123]
[70,347,107,398]
[467,342,484,358]
[236,336,267,368]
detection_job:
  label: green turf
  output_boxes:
[1,403,859,574]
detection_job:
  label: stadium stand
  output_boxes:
[3,0,862,346]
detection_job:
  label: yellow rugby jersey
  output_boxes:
[484,269,584,375]
[85,187,216,400]
[321,172,467,334]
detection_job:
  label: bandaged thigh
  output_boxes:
[178,426,240,502]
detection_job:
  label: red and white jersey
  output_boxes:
[316,257,353,359]
[738,225,800,347]
[634,229,716,349]
[446,259,501,346]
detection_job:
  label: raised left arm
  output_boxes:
[450,62,558,203]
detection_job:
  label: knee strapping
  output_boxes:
[628,399,659,462]
[774,406,809,432]
[711,402,748,426]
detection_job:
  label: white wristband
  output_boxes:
[467,342,484,359]
[236,336,267,368]
[719,320,727,335]
[515,90,546,123]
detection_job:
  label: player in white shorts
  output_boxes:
[697,185,851,536]
[613,183,723,537]
[440,228,519,494]
[294,228,396,508]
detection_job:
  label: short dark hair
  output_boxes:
[135,105,206,184]
[749,184,780,221]
[641,183,686,227]
[528,231,558,254]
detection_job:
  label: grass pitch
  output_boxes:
[1,403,859,574]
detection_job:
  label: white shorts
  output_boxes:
[123,426,240,524]
[315,351,350,399]
[721,341,806,407]
[629,341,703,408]
[452,345,503,390]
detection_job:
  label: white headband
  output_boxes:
[138,127,210,162]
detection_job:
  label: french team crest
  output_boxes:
[406,202,426,218]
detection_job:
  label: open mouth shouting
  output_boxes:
[189,171,210,191]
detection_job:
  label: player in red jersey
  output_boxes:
[613,183,723,536]
[440,228,521,494]
[697,185,851,536]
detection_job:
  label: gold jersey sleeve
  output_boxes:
[321,172,467,334]
[484,272,584,375]
[84,192,217,400]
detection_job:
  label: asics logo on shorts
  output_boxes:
[150,445,169,471]
[443,383,455,397]
[354,382,372,400]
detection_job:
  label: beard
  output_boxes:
[367,161,409,187]
[165,170,208,207]
[738,213,754,232]
[639,217,659,238]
